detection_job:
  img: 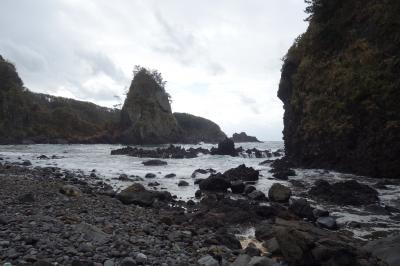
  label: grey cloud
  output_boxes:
[238,94,260,114]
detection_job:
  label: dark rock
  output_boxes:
[59,185,81,197]
[199,173,230,192]
[18,192,35,203]
[289,199,315,221]
[264,237,280,254]
[364,233,400,266]
[142,159,168,166]
[312,209,329,219]
[198,255,219,266]
[244,185,256,194]
[259,159,274,165]
[210,137,237,156]
[273,169,296,180]
[215,230,242,250]
[195,190,202,198]
[244,242,261,257]
[248,256,276,266]
[178,180,189,186]
[232,132,261,143]
[231,181,245,194]
[316,217,337,230]
[268,183,291,203]
[164,173,176,178]
[148,182,160,187]
[37,155,50,159]
[223,164,260,181]
[309,180,379,206]
[231,254,251,266]
[120,257,136,266]
[145,173,156,178]
[33,261,53,266]
[191,168,216,178]
[22,160,32,166]
[117,183,171,206]
[118,174,130,181]
[248,190,267,201]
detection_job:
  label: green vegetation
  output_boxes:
[279,0,400,178]
[0,57,119,144]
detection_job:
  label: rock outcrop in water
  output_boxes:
[278,0,400,178]
[173,112,226,143]
[117,67,181,144]
[232,132,261,143]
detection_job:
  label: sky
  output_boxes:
[0,0,308,141]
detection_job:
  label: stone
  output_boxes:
[164,173,176,178]
[22,160,32,166]
[264,237,280,254]
[75,222,109,244]
[195,190,202,198]
[231,181,245,194]
[223,164,260,181]
[211,138,237,156]
[135,253,147,264]
[103,259,115,266]
[33,261,53,266]
[199,173,230,192]
[309,179,379,206]
[289,198,315,221]
[117,183,171,206]
[364,233,400,266]
[142,159,168,166]
[316,217,337,230]
[178,180,189,186]
[248,190,266,201]
[268,183,291,203]
[60,185,82,197]
[244,185,256,194]
[248,256,277,266]
[198,255,219,266]
[120,257,136,266]
[145,173,156,178]
[244,243,261,257]
[18,192,35,203]
[231,254,251,266]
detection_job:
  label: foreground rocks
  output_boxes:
[111,145,210,159]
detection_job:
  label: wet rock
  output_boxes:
[289,199,315,221]
[199,173,230,192]
[191,168,216,178]
[117,183,171,206]
[142,159,168,166]
[259,159,274,165]
[145,173,156,178]
[178,180,189,186]
[268,183,291,203]
[195,190,202,198]
[312,208,329,219]
[231,181,245,194]
[364,233,400,266]
[164,173,176,178]
[198,255,219,266]
[22,160,32,166]
[60,185,81,197]
[309,180,379,206]
[37,155,50,159]
[316,217,337,230]
[244,243,261,257]
[148,182,160,187]
[272,169,296,180]
[244,185,256,195]
[33,261,53,266]
[264,237,280,254]
[216,229,242,250]
[248,190,266,201]
[120,257,136,266]
[118,174,130,181]
[223,164,260,181]
[211,138,237,156]
[103,259,115,266]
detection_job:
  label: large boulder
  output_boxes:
[309,180,379,206]
[199,173,230,192]
[117,183,171,206]
[211,138,237,156]
[364,233,400,266]
[223,164,260,182]
[268,183,291,203]
[231,132,261,143]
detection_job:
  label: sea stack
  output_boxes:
[278,0,400,178]
[118,67,181,144]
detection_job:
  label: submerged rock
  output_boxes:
[142,159,168,166]
[309,180,379,206]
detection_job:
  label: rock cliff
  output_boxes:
[232,132,261,143]
[117,67,181,144]
[278,0,400,178]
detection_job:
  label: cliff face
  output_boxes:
[0,56,119,144]
[278,0,400,178]
[118,68,181,144]
[174,112,226,143]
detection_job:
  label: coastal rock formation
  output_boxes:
[173,112,226,143]
[0,56,119,144]
[118,67,181,144]
[232,132,261,143]
[278,0,400,178]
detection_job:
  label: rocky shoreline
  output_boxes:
[1,157,399,266]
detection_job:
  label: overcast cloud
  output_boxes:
[0,0,308,140]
